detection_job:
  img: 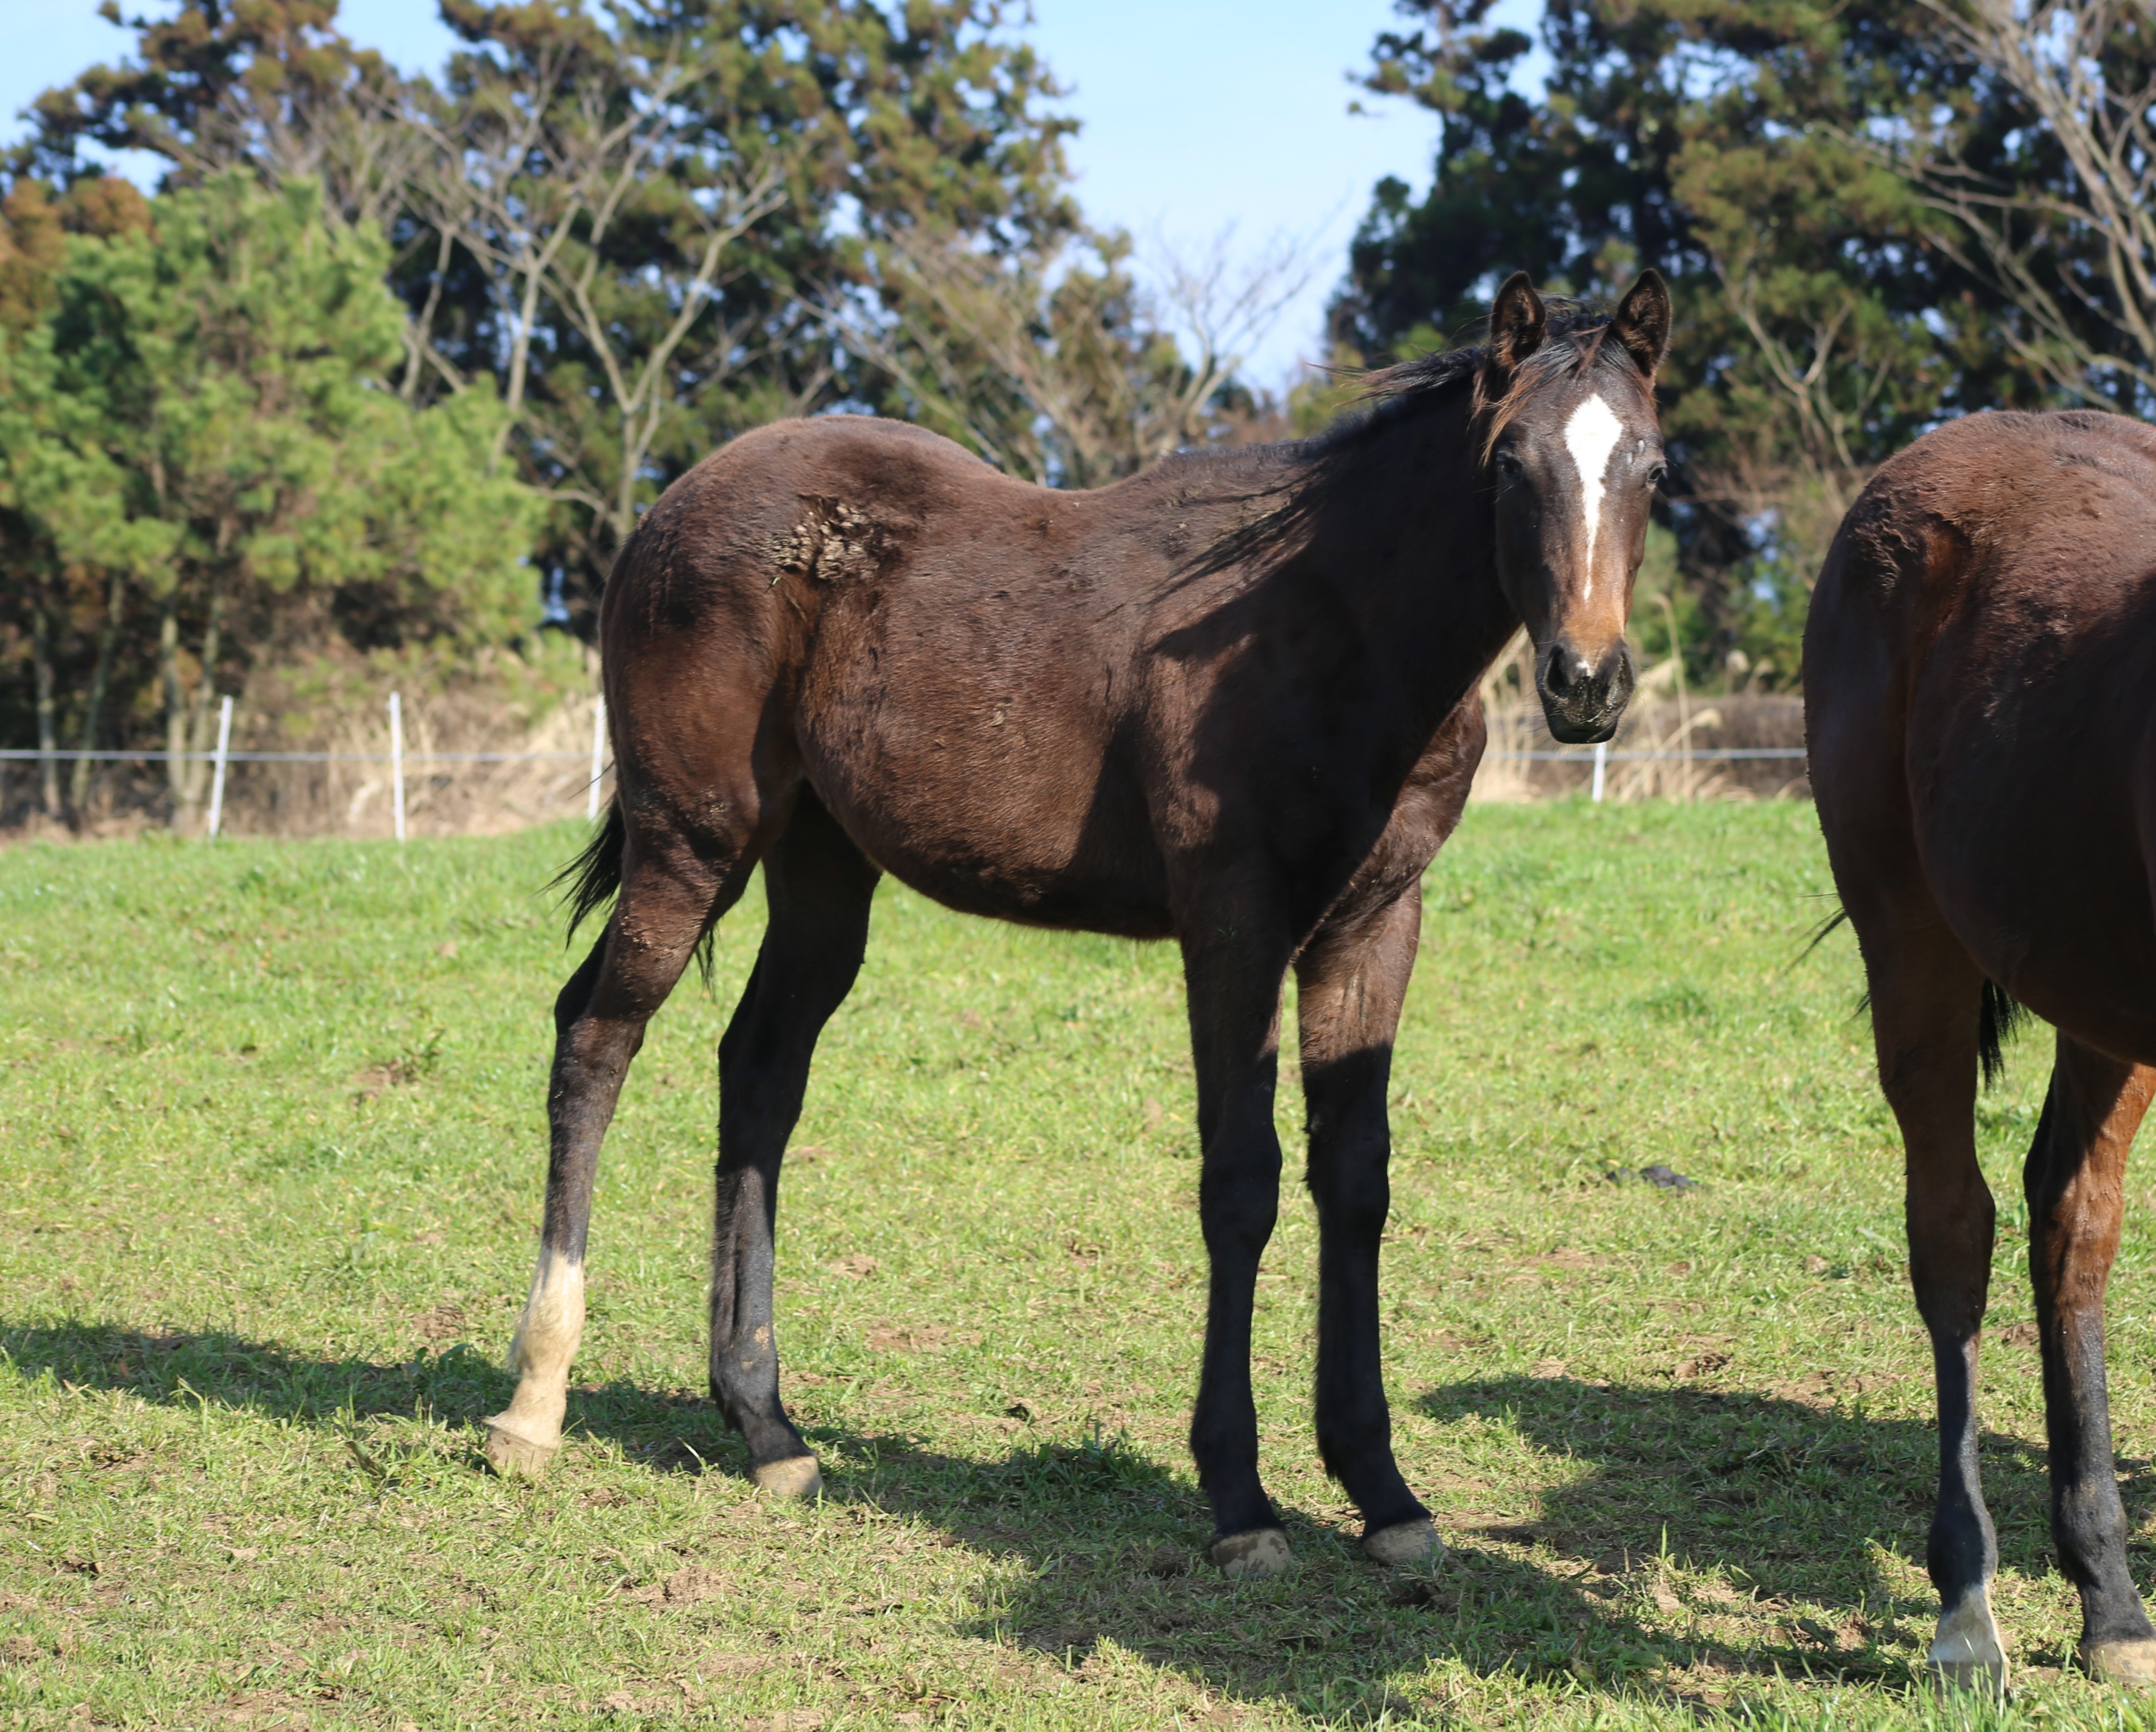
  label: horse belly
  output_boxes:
[799,695,1174,939]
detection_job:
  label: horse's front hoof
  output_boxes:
[2080,1638,2156,1687]
[482,1419,559,1480]
[1210,1529,1291,1578]
[1363,1517,1442,1567]
[752,1454,824,1499]
[1927,1657,2009,1696]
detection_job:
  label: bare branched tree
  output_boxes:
[407,43,787,566]
[1892,0,2156,400]
[842,225,1309,487]
[1710,244,1895,526]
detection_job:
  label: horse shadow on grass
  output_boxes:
[6,1319,2141,1715]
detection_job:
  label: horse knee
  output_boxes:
[1307,1144,1389,1236]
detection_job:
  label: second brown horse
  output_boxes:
[1810,407,2156,1687]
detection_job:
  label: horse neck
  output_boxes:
[1300,396,1518,743]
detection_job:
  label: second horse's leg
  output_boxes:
[1296,886,1437,1565]
[710,794,880,1495]
[1860,913,2003,1690]
[2025,1035,2156,1683]
[487,839,727,1476]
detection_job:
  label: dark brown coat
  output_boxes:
[484,273,1672,1573]
[1809,407,2156,1687]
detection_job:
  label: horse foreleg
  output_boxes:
[1296,886,1436,1566]
[486,848,725,1478]
[2026,1035,2156,1683]
[1864,922,2002,1691]
[711,795,877,1497]
[1181,920,1294,1576]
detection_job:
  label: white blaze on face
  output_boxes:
[1561,392,1625,600]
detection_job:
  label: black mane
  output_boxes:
[1306,298,1631,460]
[1174,299,1636,578]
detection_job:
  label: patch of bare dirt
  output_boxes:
[863,1325,981,1354]
[631,1564,725,1607]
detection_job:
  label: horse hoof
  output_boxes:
[1927,1657,2009,1696]
[482,1420,559,1480]
[2080,1639,2156,1686]
[1363,1517,1442,1567]
[752,1455,824,1499]
[1210,1529,1292,1578]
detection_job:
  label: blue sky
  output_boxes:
[2,0,1543,385]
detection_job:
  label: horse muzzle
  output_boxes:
[1536,638,1634,745]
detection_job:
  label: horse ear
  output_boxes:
[1488,271,1546,375]
[1611,269,1672,380]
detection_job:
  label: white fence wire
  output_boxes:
[4,694,1803,837]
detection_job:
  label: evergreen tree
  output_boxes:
[0,173,538,825]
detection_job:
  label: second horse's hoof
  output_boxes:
[752,1455,824,1499]
[2081,1638,2156,1687]
[482,1419,559,1480]
[1210,1529,1292,1578]
[1363,1517,1442,1567]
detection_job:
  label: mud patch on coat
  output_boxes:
[769,497,895,584]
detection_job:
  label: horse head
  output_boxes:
[1479,269,1670,745]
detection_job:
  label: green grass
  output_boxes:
[4,803,2154,1729]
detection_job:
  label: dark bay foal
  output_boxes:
[486,272,1671,1574]
[1809,409,2156,1687]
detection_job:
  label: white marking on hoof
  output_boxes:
[1928,1587,2008,1695]
[1363,1517,1442,1567]
[2080,1637,2156,1686]
[1210,1529,1292,1578]
[482,1420,560,1480]
[485,1248,585,1472]
[751,1455,824,1499]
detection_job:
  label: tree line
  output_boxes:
[4,0,2150,825]
[1334,0,2156,685]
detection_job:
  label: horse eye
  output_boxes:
[1495,449,1523,477]
[1647,463,1668,489]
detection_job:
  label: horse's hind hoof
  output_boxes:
[752,1455,824,1499]
[1210,1529,1291,1578]
[1363,1517,1442,1567]
[482,1420,559,1480]
[2080,1638,2156,1686]
[1927,1657,2009,1697]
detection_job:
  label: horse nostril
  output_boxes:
[1545,656,1574,697]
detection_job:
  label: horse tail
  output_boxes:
[1978,979,2029,1090]
[553,799,627,943]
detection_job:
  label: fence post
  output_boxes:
[388,691,407,843]
[588,693,607,822]
[1591,740,1608,803]
[206,696,234,841]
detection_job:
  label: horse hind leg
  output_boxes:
[485,821,750,1478]
[2024,1035,2156,1684]
[709,792,879,1496]
[1844,893,2005,1690]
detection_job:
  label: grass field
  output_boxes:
[10,803,2156,1729]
